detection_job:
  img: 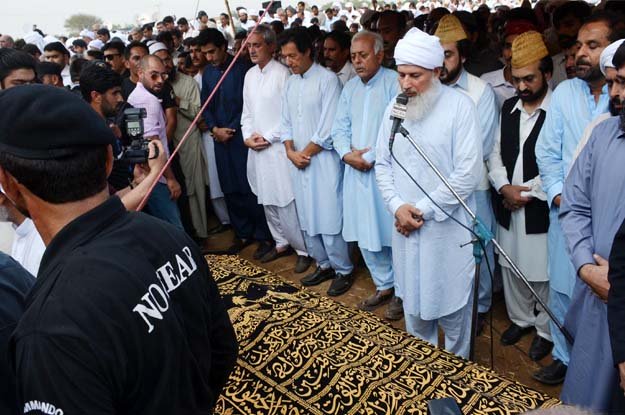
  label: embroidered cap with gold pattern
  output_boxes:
[434,14,468,44]
[511,31,549,69]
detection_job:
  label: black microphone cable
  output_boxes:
[389,142,496,369]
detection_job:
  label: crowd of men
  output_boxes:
[2,0,625,413]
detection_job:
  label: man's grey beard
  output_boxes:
[404,78,442,121]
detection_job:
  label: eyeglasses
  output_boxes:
[150,71,169,81]
[104,53,121,61]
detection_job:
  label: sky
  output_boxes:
[2,0,300,38]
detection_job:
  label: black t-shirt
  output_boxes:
[11,197,238,414]
[0,253,35,415]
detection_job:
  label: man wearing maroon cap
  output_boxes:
[481,20,538,108]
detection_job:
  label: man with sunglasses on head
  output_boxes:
[127,55,183,229]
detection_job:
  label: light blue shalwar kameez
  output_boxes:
[280,63,353,275]
[535,78,609,366]
[332,67,399,290]
[375,85,483,358]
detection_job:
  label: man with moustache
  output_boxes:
[488,32,554,362]
[192,33,231,234]
[572,39,625,162]
[242,25,312,273]
[535,12,614,386]
[372,10,406,70]
[375,28,482,358]
[128,55,183,229]
[481,19,538,108]
[323,30,356,86]
[550,1,591,88]
[279,27,354,295]
[331,31,401,313]
[559,40,625,412]
[435,14,499,327]
[201,28,272,257]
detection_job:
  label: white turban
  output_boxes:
[249,9,259,16]
[148,41,168,55]
[80,29,95,39]
[600,39,625,76]
[23,31,44,52]
[43,35,59,47]
[88,39,104,51]
[394,28,444,69]
[238,8,248,15]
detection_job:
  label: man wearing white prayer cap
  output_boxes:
[88,39,105,51]
[80,29,95,43]
[375,28,483,359]
[571,38,625,165]
[238,8,256,31]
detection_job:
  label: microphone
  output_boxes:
[389,93,408,152]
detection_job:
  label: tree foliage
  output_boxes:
[64,14,103,33]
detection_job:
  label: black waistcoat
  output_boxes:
[491,96,549,234]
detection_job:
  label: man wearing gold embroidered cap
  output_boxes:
[488,30,556,375]
[435,14,499,330]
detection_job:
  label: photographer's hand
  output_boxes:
[109,123,122,139]
[119,141,167,211]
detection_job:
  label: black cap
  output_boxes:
[198,10,208,18]
[0,84,115,159]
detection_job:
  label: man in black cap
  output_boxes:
[0,84,238,414]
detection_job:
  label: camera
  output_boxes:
[120,107,151,164]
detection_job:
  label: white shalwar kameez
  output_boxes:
[375,85,482,358]
[242,59,306,255]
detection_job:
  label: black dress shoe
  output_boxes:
[260,246,294,263]
[300,266,335,286]
[384,296,404,321]
[532,359,567,385]
[294,255,313,273]
[528,335,553,361]
[500,323,533,346]
[358,289,394,311]
[253,241,274,260]
[327,273,354,296]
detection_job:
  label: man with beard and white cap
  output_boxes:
[375,28,482,358]
[435,14,499,328]
[572,38,625,163]
[535,12,614,386]
[238,8,256,31]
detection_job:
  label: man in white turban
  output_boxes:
[375,28,483,358]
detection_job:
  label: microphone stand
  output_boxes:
[394,125,574,361]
